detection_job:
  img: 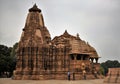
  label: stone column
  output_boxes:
[73,54,77,72]
[95,58,98,63]
[74,54,77,60]
[91,58,94,63]
[81,55,83,60]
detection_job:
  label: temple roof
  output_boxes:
[89,45,99,58]
[52,31,99,58]
[29,4,41,12]
[62,30,76,38]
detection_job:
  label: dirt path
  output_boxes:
[0,78,118,84]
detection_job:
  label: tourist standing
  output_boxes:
[73,72,75,80]
[83,70,86,80]
[68,71,70,80]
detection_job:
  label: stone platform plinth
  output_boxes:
[104,68,120,83]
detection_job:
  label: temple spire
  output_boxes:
[25,4,45,27]
[76,33,81,40]
[63,30,69,35]
[29,4,41,12]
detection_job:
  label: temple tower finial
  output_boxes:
[29,3,41,12]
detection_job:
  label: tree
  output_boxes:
[0,44,12,77]
[99,65,105,75]
[10,42,18,58]
[101,60,120,76]
[0,43,18,77]
[9,42,18,76]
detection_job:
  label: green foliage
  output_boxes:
[9,42,18,76]
[0,44,12,77]
[10,43,18,58]
[99,66,105,75]
[101,60,120,76]
[0,43,18,77]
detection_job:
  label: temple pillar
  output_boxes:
[91,58,94,63]
[73,54,77,72]
[81,55,83,60]
[95,58,98,63]
[74,54,77,60]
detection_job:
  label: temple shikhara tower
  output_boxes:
[13,4,102,80]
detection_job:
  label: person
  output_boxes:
[68,71,70,80]
[94,71,97,78]
[83,70,86,80]
[73,72,75,80]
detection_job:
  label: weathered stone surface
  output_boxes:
[104,68,120,83]
[13,4,101,80]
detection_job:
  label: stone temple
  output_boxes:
[13,4,101,80]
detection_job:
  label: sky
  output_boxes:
[0,0,120,63]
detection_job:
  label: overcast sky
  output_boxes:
[0,0,120,63]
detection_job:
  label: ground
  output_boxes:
[0,78,119,84]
